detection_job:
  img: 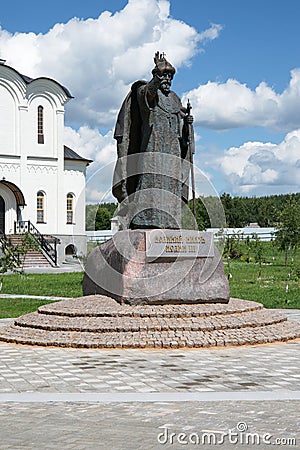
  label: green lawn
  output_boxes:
[0,272,83,298]
[0,298,56,319]
[0,241,299,318]
[224,240,300,309]
[227,260,299,309]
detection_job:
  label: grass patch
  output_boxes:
[227,260,300,309]
[0,272,83,298]
[0,242,299,318]
[225,241,300,309]
[0,298,56,318]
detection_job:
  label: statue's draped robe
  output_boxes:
[113,82,190,229]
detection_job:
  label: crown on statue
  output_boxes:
[152,51,176,76]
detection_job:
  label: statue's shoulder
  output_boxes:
[131,80,148,102]
[114,80,147,139]
[131,80,147,92]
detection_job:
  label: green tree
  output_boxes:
[251,233,264,279]
[190,197,210,230]
[0,237,22,277]
[275,198,300,266]
[220,193,234,226]
[95,207,111,230]
[86,203,117,230]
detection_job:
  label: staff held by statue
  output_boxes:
[186,99,196,219]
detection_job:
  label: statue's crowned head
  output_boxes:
[152,51,175,95]
[152,51,176,77]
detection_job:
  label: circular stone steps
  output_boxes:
[0,296,299,349]
[37,296,262,318]
[14,309,286,333]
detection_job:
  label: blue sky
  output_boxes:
[1,0,300,200]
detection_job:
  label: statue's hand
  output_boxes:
[186,114,194,125]
[153,51,167,77]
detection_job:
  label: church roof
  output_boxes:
[64,146,92,164]
[0,61,73,98]
[0,179,26,206]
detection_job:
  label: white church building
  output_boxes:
[0,60,92,266]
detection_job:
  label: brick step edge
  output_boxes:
[14,310,287,333]
[0,321,299,349]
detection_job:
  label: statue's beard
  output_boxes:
[160,81,171,94]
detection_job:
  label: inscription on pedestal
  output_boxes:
[146,230,214,259]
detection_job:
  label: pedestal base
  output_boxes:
[1,296,300,348]
[82,230,230,305]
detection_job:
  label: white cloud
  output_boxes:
[64,126,116,203]
[218,130,300,195]
[0,0,221,128]
[198,23,223,42]
[6,0,299,199]
[0,0,223,203]
[183,68,300,132]
[64,125,115,165]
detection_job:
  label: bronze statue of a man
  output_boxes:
[113,52,194,229]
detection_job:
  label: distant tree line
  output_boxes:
[86,203,117,231]
[86,193,300,231]
[190,192,300,230]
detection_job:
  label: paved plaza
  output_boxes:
[0,310,299,449]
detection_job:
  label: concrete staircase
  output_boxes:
[8,234,52,268]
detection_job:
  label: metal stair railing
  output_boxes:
[0,233,21,266]
[14,221,59,266]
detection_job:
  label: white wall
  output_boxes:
[58,161,87,236]
[0,85,16,156]
[0,64,88,249]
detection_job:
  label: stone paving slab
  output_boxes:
[0,401,299,449]
[0,318,13,327]
[1,391,300,402]
[4,263,83,275]
[276,309,300,322]
[0,294,72,301]
[0,310,299,448]
[0,339,300,394]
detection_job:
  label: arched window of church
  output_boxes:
[37,191,45,223]
[67,193,74,224]
[37,105,44,144]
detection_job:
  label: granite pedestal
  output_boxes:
[82,230,230,305]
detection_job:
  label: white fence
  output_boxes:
[208,227,277,242]
[86,230,114,243]
[86,227,277,243]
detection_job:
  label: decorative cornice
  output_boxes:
[27,165,57,174]
[0,163,20,173]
